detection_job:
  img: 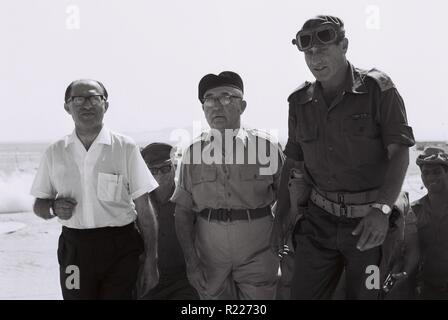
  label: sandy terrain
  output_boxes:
[0,212,62,300]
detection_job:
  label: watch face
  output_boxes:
[382,205,391,214]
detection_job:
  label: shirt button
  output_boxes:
[314,99,318,103]
[228,193,232,197]
[328,146,334,152]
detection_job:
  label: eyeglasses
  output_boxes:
[67,95,106,106]
[149,165,172,175]
[203,95,242,108]
[292,25,339,52]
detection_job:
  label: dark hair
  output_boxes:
[64,79,108,103]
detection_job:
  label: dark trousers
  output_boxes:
[291,202,381,300]
[58,223,143,300]
[419,282,448,300]
[141,269,199,300]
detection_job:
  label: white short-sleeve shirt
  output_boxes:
[30,127,158,229]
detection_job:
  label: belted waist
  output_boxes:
[61,222,136,241]
[313,187,379,205]
[198,206,272,222]
[310,188,377,218]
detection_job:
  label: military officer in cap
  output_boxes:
[139,143,199,300]
[412,147,448,299]
[274,15,415,299]
[172,71,284,300]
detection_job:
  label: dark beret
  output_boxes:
[141,142,173,166]
[198,71,244,103]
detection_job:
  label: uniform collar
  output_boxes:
[297,61,368,104]
[65,126,112,148]
[203,127,248,147]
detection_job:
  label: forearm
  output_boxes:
[174,204,199,268]
[136,193,158,259]
[33,198,54,220]
[376,145,409,207]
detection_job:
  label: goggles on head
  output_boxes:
[292,24,340,52]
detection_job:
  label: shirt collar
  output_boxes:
[202,127,249,147]
[64,126,112,148]
[298,61,368,104]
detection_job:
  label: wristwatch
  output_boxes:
[371,203,392,215]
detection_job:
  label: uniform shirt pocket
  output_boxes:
[97,172,123,202]
[239,165,272,181]
[342,113,383,166]
[191,166,217,185]
[295,125,319,170]
[296,124,318,142]
[343,113,380,138]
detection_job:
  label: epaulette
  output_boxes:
[246,128,277,143]
[366,68,395,92]
[287,81,312,103]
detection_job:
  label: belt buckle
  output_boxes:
[217,209,232,222]
[338,193,348,218]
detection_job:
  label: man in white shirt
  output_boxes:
[31,79,159,299]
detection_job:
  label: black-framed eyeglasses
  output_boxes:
[292,25,339,52]
[67,95,106,106]
[203,95,242,108]
[149,164,172,175]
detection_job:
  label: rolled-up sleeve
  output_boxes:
[379,88,415,148]
[30,150,56,199]
[284,101,304,161]
[127,144,159,199]
[170,149,194,210]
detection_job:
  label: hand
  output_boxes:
[136,255,159,298]
[186,261,208,295]
[352,208,389,251]
[270,218,286,258]
[53,198,77,220]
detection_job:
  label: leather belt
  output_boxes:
[313,187,379,205]
[310,188,375,218]
[198,206,272,222]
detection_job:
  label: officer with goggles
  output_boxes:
[273,15,415,299]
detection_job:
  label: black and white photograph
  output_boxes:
[1,0,447,307]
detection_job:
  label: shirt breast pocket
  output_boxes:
[296,125,318,142]
[97,172,123,202]
[191,166,217,185]
[343,114,383,165]
[240,165,271,181]
[296,124,318,165]
[343,113,380,138]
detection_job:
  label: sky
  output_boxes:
[1,0,447,143]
